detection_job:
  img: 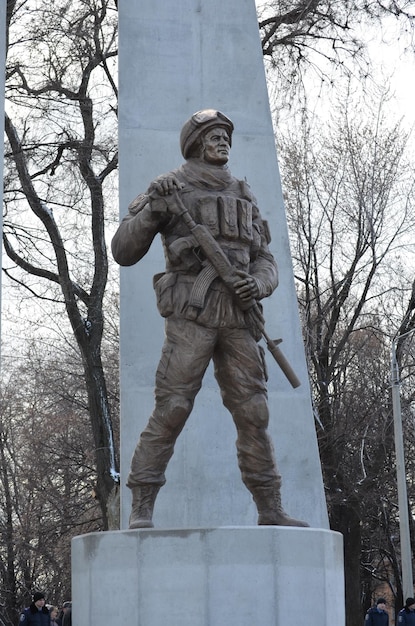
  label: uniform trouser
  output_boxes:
[127,316,280,491]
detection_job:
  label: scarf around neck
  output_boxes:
[179,158,234,190]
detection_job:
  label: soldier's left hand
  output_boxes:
[233,271,259,301]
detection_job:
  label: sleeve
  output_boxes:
[19,611,28,624]
[111,193,168,267]
[249,205,278,299]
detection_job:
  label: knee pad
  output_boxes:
[163,394,193,430]
[232,394,269,429]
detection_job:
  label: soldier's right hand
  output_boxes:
[148,174,184,197]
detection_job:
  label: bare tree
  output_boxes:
[0,335,115,625]
[258,1,415,83]
[3,0,119,529]
[278,96,415,624]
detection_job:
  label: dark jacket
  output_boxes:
[365,606,389,625]
[19,604,51,626]
[398,607,415,624]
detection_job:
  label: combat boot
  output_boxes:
[129,485,161,529]
[251,484,309,527]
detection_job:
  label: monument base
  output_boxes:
[72,526,344,625]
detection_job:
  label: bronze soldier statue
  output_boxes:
[112,109,308,529]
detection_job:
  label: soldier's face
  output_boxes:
[202,127,230,164]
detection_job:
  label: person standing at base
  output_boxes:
[364,598,389,625]
[398,598,415,624]
[19,592,50,626]
[49,606,60,626]
[61,601,72,626]
[112,109,309,530]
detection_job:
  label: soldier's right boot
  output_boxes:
[129,485,161,529]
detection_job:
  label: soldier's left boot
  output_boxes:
[250,484,309,527]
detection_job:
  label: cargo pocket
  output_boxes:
[153,272,177,317]
[156,345,173,382]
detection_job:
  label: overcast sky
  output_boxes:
[362,15,415,128]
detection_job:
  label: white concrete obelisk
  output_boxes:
[117,0,328,531]
[72,1,345,624]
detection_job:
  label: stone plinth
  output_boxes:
[72,527,344,626]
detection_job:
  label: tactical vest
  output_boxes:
[163,182,262,273]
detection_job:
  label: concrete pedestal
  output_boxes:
[72,527,344,626]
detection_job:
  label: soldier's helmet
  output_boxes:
[180,109,234,159]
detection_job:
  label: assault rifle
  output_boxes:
[150,190,301,389]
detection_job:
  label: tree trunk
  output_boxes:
[0,433,18,624]
[82,345,119,530]
[330,498,362,626]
